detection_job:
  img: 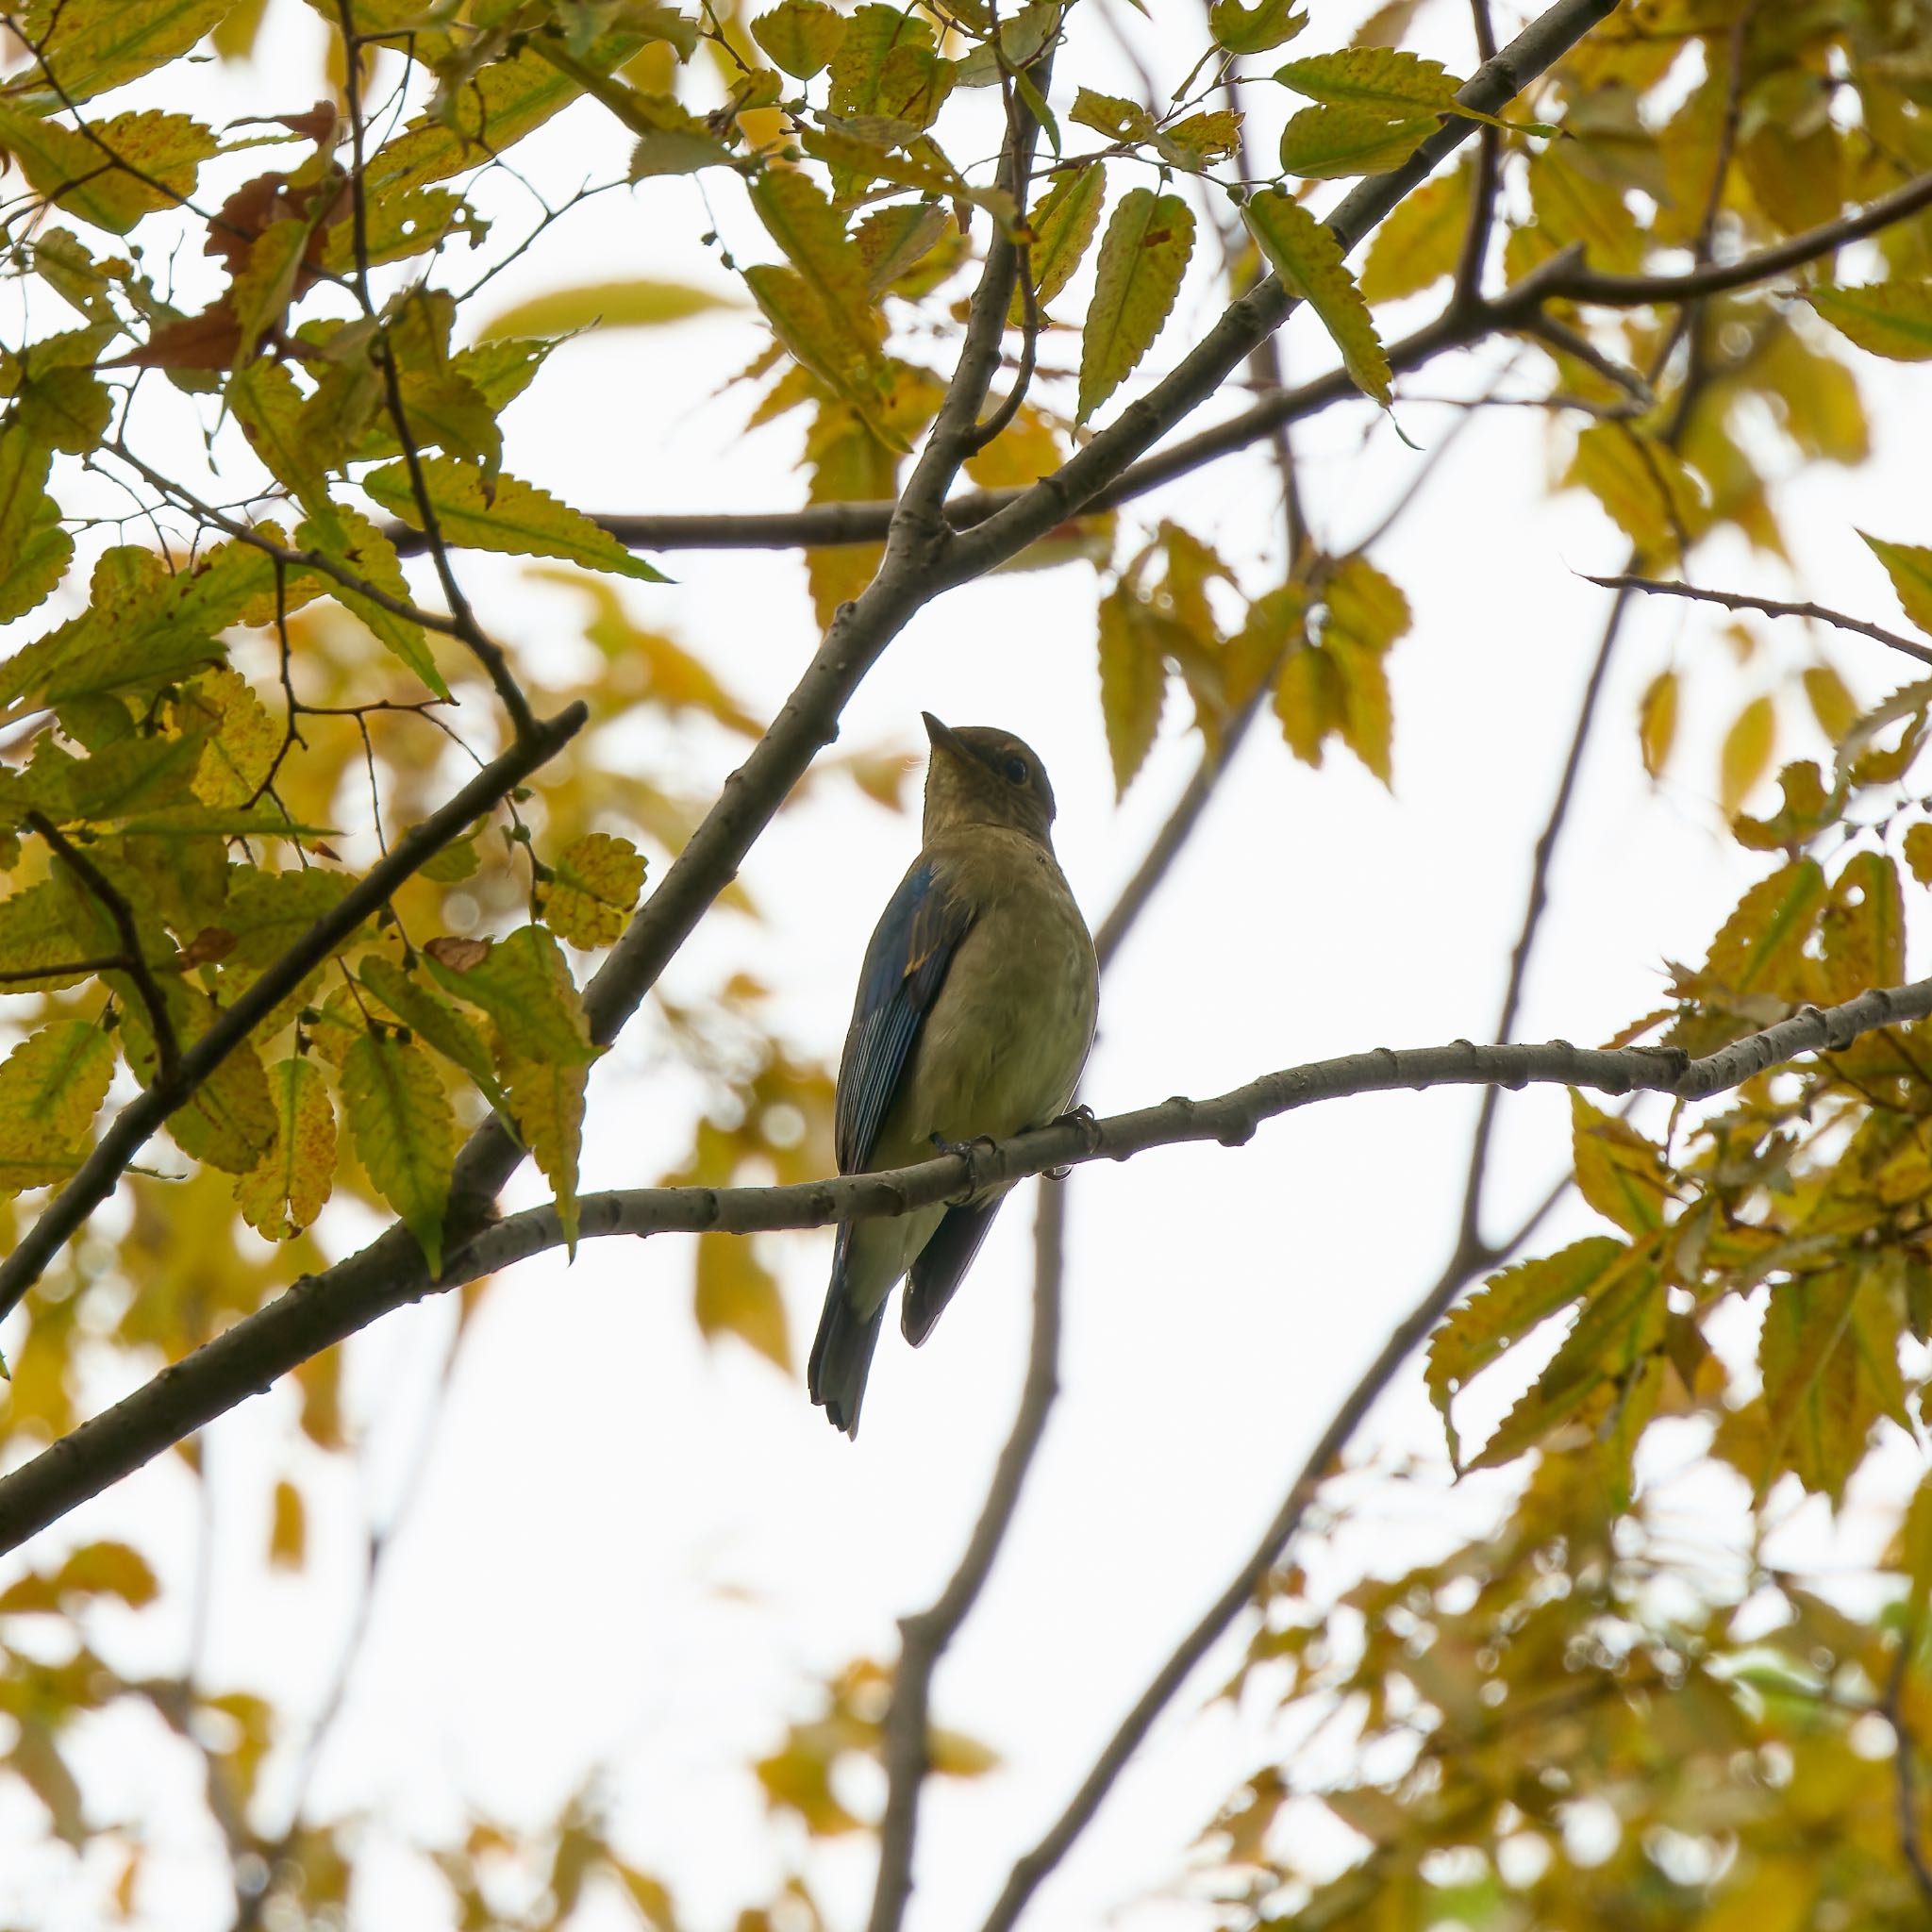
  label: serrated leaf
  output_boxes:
[1277,104,1437,178]
[358,955,507,1108]
[0,880,105,991]
[1861,532,1932,636]
[1078,189,1194,424]
[293,503,448,697]
[1906,823,1932,886]
[1209,0,1307,55]
[539,833,647,948]
[425,924,600,1068]
[1758,1269,1873,1504]
[1705,858,1826,997]
[1069,88,1153,142]
[221,867,352,966]
[14,0,232,104]
[694,1231,791,1369]
[1807,281,1932,362]
[1720,694,1776,816]
[1819,850,1904,1001]
[501,1047,587,1255]
[1573,1091,1672,1236]
[164,1022,277,1174]
[191,666,280,808]
[361,459,668,584]
[1274,47,1461,113]
[752,0,846,78]
[854,202,951,298]
[827,5,952,131]
[1425,1236,1629,1461]
[235,1056,336,1241]
[343,1029,455,1274]
[0,105,218,236]
[0,431,73,626]
[1242,189,1390,407]
[1014,164,1105,323]
[0,1021,114,1184]
[1359,159,1471,304]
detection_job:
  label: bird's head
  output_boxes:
[921,713,1058,846]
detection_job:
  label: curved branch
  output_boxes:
[1584,574,1932,670]
[6,970,1931,1556]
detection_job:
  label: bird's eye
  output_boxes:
[1003,756,1030,785]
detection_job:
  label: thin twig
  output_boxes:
[1451,0,1500,316]
[1583,575,1932,670]
[25,812,180,1079]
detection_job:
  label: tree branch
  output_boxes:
[1583,574,1932,670]
[1888,1624,1932,1908]
[8,972,1932,1554]
[0,704,588,1328]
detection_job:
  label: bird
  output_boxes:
[808,713,1099,1437]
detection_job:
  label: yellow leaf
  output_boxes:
[539,832,647,949]
[1078,190,1195,424]
[1572,1092,1673,1237]
[1097,585,1167,797]
[1720,693,1776,815]
[1802,664,1858,743]
[1861,530,1932,635]
[500,1047,588,1255]
[751,0,846,79]
[1242,189,1390,406]
[1565,424,1707,558]
[478,279,735,339]
[1905,823,1932,886]
[235,1056,337,1241]
[270,1479,306,1569]
[694,1232,791,1370]
[0,1020,113,1180]
[1359,160,1471,305]
[425,924,601,1068]
[1014,164,1106,323]
[1639,668,1676,778]
[1273,46,1462,113]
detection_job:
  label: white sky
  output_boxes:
[3,2,1930,1928]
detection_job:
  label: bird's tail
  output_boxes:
[808,1227,886,1438]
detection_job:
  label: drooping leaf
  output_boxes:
[425,924,601,1068]
[1277,105,1437,179]
[1566,425,1707,558]
[477,279,735,340]
[1639,668,1677,778]
[1861,532,1932,636]
[1572,1091,1673,1237]
[235,1055,336,1241]
[1096,585,1168,797]
[0,430,73,625]
[694,1231,791,1370]
[1078,188,1194,424]
[361,459,668,584]
[1359,159,1471,304]
[1807,281,1932,362]
[358,956,508,1110]
[1013,164,1105,323]
[342,1030,455,1274]
[500,1049,588,1256]
[1720,694,1776,816]
[1242,189,1390,406]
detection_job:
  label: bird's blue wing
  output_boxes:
[836,860,974,1174]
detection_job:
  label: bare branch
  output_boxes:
[1584,574,1932,670]
[1887,1626,1932,1907]
[7,969,1932,1555]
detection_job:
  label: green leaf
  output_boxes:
[1424,1236,1630,1464]
[1572,1091,1673,1236]
[13,0,233,105]
[538,833,647,948]
[358,955,508,1110]
[1208,0,1307,55]
[28,732,206,824]
[424,924,601,1069]
[1807,281,1932,362]
[360,459,668,584]
[1861,531,1932,636]
[0,105,218,235]
[1068,88,1154,142]
[294,503,449,696]
[1242,189,1391,406]
[1277,103,1436,177]
[1015,164,1105,323]
[1819,850,1904,1002]
[0,881,107,991]
[1078,189,1194,424]
[1359,158,1470,304]
[342,1030,455,1274]
[235,1055,337,1241]
[1096,584,1168,797]
[0,1021,114,1180]
[221,867,353,967]
[1274,46,1461,113]
[477,279,735,340]
[827,4,953,131]
[320,186,486,272]
[501,1048,588,1256]
[162,1016,277,1174]
[0,429,72,625]
[1705,858,1827,999]
[751,0,846,78]
[366,32,644,196]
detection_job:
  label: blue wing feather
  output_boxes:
[836,860,974,1174]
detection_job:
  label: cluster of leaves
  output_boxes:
[1204,1449,1932,1929]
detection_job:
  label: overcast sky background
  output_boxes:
[3,1,1928,1926]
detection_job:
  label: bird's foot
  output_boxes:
[929,1130,1001,1162]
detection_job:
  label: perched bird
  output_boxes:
[808,714,1099,1437]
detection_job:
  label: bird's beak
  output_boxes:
[922,711,970,761]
